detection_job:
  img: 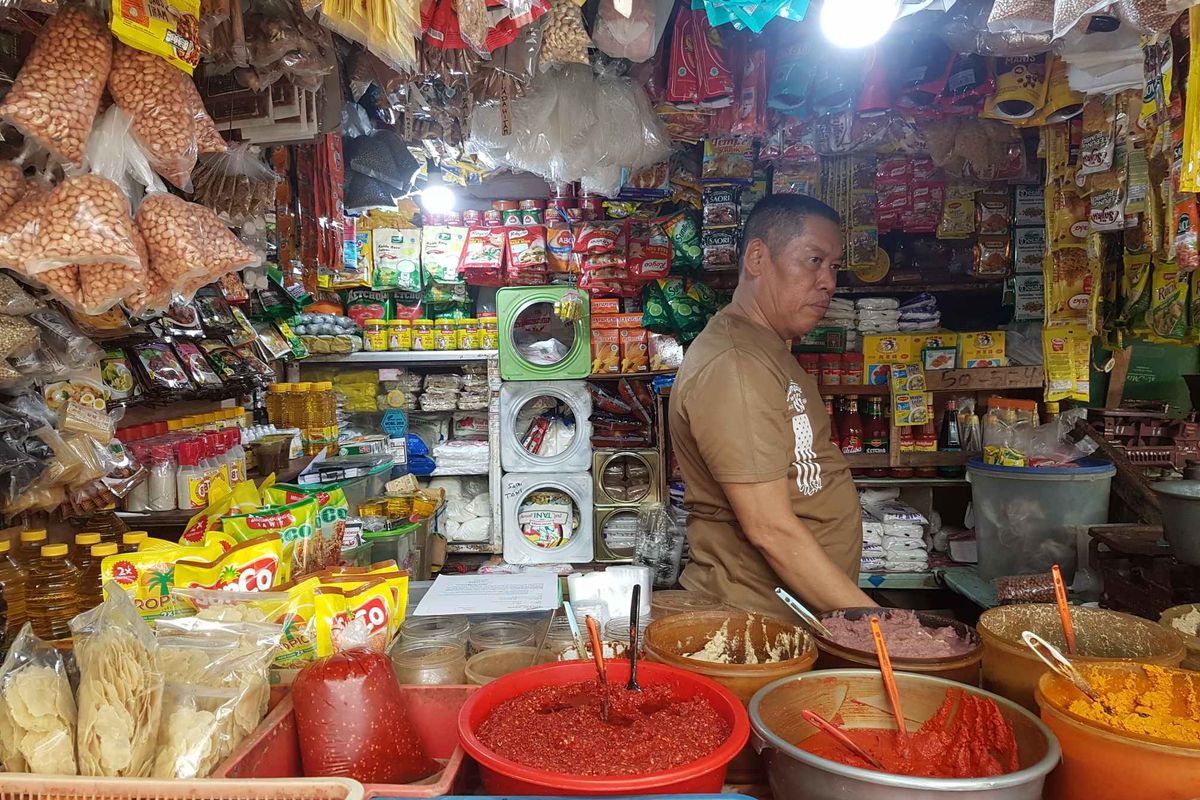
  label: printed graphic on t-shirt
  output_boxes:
[787,380,822,496]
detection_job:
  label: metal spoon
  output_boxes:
[775,587,834,639]
[1022,630,1100,701]
[801,709,885,770]
[627,584,642,692]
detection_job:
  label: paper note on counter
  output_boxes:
[412,573,561,616]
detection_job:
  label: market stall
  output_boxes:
[0,0,1197,798]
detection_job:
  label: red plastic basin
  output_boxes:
[457,660,750,796]
[215,684,478,798]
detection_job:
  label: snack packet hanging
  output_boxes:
[222,496,318,581]
[0,624,78,774]
[101,542,223,620]
[263,484,347,572]
[71,588,163,777]
[173,535,285,593]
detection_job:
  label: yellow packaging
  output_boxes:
[222,496,319,583]
[173,535,285,593]
[958,331,1007,368]
[313,578,396,657]
[1043,327,1090,403]
[862,334,918,385]
[101,542,222,620]
[313,586,350,658]
[137,537,178,551]
[180,476,235,544]
[319,567,409,639]
[893,392,933,427]
[888,363,927,394]
[110,0,201,74]
[911,332,959,352]
[202,529,238,553]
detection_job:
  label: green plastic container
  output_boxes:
[497,286,592,380]
[363,520,433,579]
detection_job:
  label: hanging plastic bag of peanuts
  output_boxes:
[137,193,258,296]
[0,179,84,308]
[0,163,25,219]
[541,0,592,69]
[108,44,210,190]
[125,260,173,316]
[185,79,227,155]
[21,176,142,276]
[0,7,111,167]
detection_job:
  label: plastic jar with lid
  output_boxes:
[399,614,470,646]
[434,318,458,350]
[457,319,480,350]
[478,313,498,349]
[363,320,387,351]
[604,616,652,654]
[390,639,468,685]
[412,319,435,351]
[468,619,535,654]
[842,352,865,385]
[386,320,410,351]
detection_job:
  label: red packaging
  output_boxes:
[628,220,671,279]
[292,648,439,784]
[460,226,506,286]
[730,48,767,137]
[505,226,549,284]
[666,10,700,104]
[692,10,733,102]
[546,225,575,272]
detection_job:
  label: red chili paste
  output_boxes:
[476,681,730,775]
[798,689,1019,779]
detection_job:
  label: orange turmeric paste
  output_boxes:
[1065,665,1200,745]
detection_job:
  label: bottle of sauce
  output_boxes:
[891,425,915,478]
[864,396,890,478]
[823,395,839,448]
[938,399,965,478]
[915,422,938,478]
[841,395,864,455]
[0,539,27,639]
[26,544,78,641]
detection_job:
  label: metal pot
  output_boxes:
[1151,480,1200,566]
[749,669,1060,800]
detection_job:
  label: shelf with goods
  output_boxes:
[835,281,1007,296]
[293,350,504,556]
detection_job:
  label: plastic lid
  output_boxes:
[966,456,1116,476]
[414,319,434,325]
[268,384,284,393]
[279,383,296,393]
[167,419,183,431]
[91,543,118,557]
[397,319,411,326]
[0,540,9,553]
[317,381,334,390]
[461,318,478,324]
[75,532,101,546]
[40,544,68,557]
[478,311,497,320]
[123,531,147,545]
[20,529,46,543]
[366,319,386,326]
[295,382,313,391]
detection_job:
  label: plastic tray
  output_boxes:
[214,684,477,799]
[0,777,362,800]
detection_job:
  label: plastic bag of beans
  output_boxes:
[108,44,208,190]
[0,179,53,270]
[125,261,173,316]
[136,192,259,294]
[0,7,112,167]
[23,175,142,275]
[182,78,227,156]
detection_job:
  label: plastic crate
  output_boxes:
[214,684,477,799]
[0,777,362,800]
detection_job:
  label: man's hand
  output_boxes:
[723,478,874,612]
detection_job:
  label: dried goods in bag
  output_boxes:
[0,624,78,774]
[136,192,259,291]
[71,590,163,777]
[541,0,591,68]
[0,7,112,166]
[79,226,149,315]
[0,162,25,218]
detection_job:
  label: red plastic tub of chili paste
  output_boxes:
[457,660,750,796]
[214,684,478,798]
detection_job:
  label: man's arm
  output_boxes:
[723,478,874,611]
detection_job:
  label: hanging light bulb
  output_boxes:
[820,0,900,49]
[419,184,456,215]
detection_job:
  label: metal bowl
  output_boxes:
[749,669,1060,800]
[1151,480,1200,566]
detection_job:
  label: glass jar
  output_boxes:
[412,319,435,351]
[390,640,467,685]
[434,318,457,351]
[399,614,470,646]
[363,320,387,351]
[479,313,498,349]
[468,619,535,654]
[457,318,480,350]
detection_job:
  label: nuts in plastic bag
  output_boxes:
[137,192,259,290]
[0,315,39,359]
[79,226,149,316]
[0,624,78,774]
[71,588,164,777]
[0,273,41,316]
[0,7,112,166]
[541,0,592,68]
[0,162,25,218]
[27,175,142,275]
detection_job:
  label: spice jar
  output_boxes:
[819,353,843,386]
[457,318,480,350]
[604,616,652,656]
[796,352,820,377]
[399,614,470,646]
[390,640,467,685]
[434,317,457,350]
[411,319,435,351]
[468,619,535,654]
[479,313,499,350]
[363,320,387,352]
[387,320,411,351]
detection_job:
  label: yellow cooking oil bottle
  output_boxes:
[0,538,27,640]
[79,542,116,612]
[26,543,79,640]
[14,528,46,570]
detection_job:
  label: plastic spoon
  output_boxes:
[801,709,885,770]
[586,615,609,723]
[870,615,906,736]
[563,600,589,661]
[775,587,834,639]
[1050,564,1077,655]
[627,584,642,692]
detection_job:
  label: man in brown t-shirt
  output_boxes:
[670,194,872,616]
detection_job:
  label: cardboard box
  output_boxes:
[911,332,959,352]
[893,391,933,426]
[591,329,620,373]
[616,313,645,329]
[923,347,957,370]
[1013,226,1046,274]
[591,298,620,315]
[958,330,1007,368]
[863,334,918,384]
[619,328,649,372]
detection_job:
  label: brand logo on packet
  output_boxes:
[110,560,139,586]
[354,596,390,635]
[247,511,296,530]
[187,554,280,592]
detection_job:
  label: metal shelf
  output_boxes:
[859,571,941,590]
[301,350,499,364]
[835,281,1005,295]
[853,477,969,487]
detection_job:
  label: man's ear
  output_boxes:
[743,238,769,278]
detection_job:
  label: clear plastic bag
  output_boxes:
[191,143,280,225]
[0,273,42,315]
[1117,0,1178,32]
[592,0,673,63]
[136,192,260,293]
[0,624,78,774]
[540,0,591,68]
[71,587,163,777]
[0,7,112,166]
[1052,0,1113,39]
[988,0,1055,32]
[27,308,104,369]
[23,175,142,276]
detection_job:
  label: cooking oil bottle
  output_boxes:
[120,530,147,553]
[266,384,285,426]
[79,542,115,612]
[315,381,339,456]
[73,532,100,593]
[14,529,46,570]
[26,544,78,640]
[0,539,27,640]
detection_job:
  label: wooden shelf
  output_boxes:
[844,451,970,469]
[854,477,969,487]
[820,384,889,396]
[835,281,1005,295]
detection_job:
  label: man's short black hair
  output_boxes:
[739,193,842,268]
